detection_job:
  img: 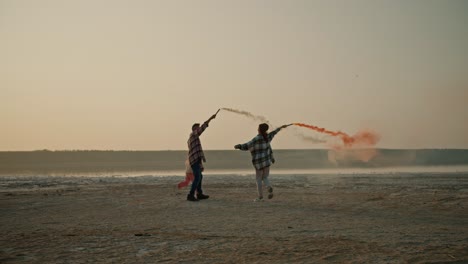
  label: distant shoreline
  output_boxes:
[1,148,468,152]
[1,149,467,175]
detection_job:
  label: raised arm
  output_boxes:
[205,110,218,124]
[193,111,218,136]
[268,124,290,141]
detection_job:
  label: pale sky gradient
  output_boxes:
[1,0,467,150]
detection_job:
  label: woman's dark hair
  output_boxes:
[259,123,269,142]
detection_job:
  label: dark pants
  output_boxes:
[189,162,203,196]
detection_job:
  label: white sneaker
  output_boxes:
[253,197,264,202]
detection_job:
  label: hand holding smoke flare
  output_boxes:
[207,109,220,122]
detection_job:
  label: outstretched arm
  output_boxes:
[234,138,254,151]
[268,124,290,141]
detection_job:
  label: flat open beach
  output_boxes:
[1,172,467,263]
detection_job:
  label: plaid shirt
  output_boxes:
[238,127,281,170]
[187,121,209,168]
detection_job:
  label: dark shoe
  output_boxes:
[268,187,274,199]
[187,194,199,202]
[197,193,210,200]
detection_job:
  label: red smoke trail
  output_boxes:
[293,123,380,148]
[293,123,381,162]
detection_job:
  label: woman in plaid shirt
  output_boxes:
[235,123,289,202]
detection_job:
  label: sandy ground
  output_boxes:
[1,173,467,263]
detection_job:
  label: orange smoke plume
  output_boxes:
[292,123,380,148]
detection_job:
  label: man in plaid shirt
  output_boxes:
[186,112,217,201]
[235,123,289,202]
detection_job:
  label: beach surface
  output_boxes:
[1,172,467,263]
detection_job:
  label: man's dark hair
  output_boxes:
[192,123,200,131]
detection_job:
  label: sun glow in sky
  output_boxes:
[1,0,467,150]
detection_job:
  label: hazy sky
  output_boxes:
[2,0,467,150]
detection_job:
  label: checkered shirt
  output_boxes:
[238,128,281,170]
[187,121,209,168]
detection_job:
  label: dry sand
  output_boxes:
[1,173,467,263]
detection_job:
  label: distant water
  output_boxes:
[0,149,467,177]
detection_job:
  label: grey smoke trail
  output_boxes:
[221,107,323,144]
[221,108,271,125]
[295,132,327,144]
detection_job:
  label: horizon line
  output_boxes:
[1,148,468,152]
